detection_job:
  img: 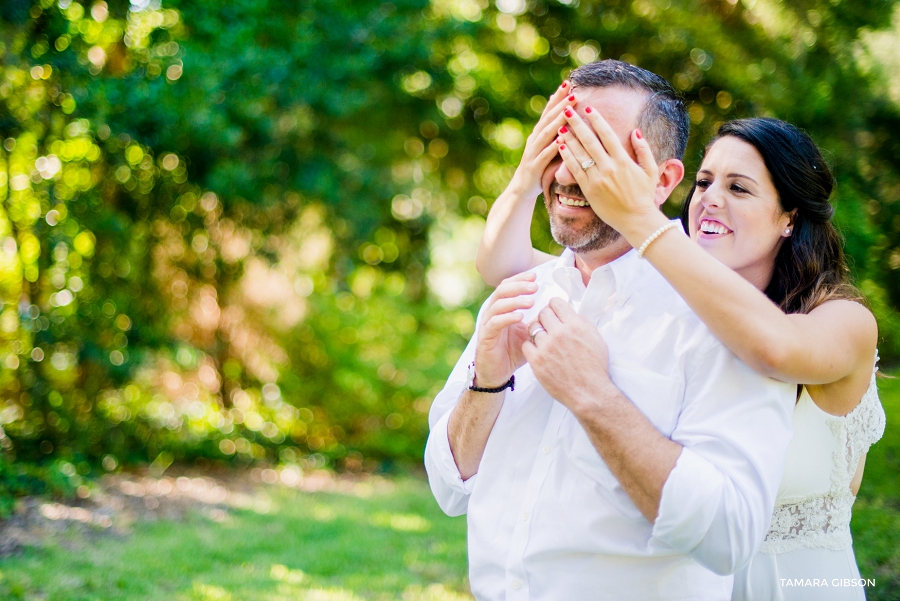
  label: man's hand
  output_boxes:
[474,272,538,388]
[522,297,612,413]
[447,271,538,480]
[523,297,681,523]
[507,82,578,199]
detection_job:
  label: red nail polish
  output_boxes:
[635,128,643,139]
[585,106,593,114]
[568,95,575,102]
[564,108,573,118]
[561,81,568,88]
[559,144,566,150]
[559,126,568,134]
[555,137,561,144]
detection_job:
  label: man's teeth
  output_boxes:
[700,220,731,235]
[559,195,590,207]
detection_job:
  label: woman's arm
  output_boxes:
[476,185,556,286]
[553,106,877,412]
[638,224,877,389]
[475,82,575,286]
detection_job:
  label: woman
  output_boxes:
[476,87,885,600]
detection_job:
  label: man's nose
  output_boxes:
[554,161,578,187]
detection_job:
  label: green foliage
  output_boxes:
[853,499,900,601]
[852,372,900,601]
[0,0,899,513]
[0,0,475,485]
[0,455,74,517]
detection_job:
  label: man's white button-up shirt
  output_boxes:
[425,246,795,601]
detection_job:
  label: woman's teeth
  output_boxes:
[559,195,590,207]
[700,220,732,235]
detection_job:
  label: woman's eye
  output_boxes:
[730,184,748,194]
[695,179,711,189]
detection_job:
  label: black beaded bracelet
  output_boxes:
[469,375,515,393]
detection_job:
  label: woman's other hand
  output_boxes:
[508,82,577,199]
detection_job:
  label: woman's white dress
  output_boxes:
[732,360,886,601]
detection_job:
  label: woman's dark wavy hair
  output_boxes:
[680,118,863,315]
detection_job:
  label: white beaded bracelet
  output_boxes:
[636,222,678,259]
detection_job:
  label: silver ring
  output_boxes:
[581,159,595,171]
[530,326,547,343]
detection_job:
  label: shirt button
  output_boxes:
[521,511,529,521]
[512,580,522,590]
[542,445,550,454]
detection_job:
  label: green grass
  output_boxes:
[852,371,900,601]
[0,376,896,601]
[0,477,470,601]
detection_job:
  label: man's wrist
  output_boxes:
[468,361,513,392]
[471,374,515,393]
[567,380,620,420]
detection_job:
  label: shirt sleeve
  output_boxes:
[423,304,484,517]
[651,340,794,575]
[424,389,479,516]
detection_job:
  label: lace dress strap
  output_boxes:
[834,355,887,482]
[760,353,886,555]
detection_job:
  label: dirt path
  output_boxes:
[0,466,393,557]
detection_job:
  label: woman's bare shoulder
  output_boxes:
[805,298,878,346]
[802,299,878,415]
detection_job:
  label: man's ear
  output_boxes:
[654,159,685,208]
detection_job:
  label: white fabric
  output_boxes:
[734,547,867,601]
[733,363,885,600]
[425,244,796,601]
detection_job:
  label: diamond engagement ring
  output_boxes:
[530,326,547,343]
[581,159,595,171]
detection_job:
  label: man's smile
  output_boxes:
[551,184,592,211]
[558,194,591,208]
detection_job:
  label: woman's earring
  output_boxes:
[785,228,791,235]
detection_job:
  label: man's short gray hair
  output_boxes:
[568,59,689,162]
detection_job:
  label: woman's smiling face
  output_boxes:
[688,136,795,290]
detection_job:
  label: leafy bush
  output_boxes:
[0,452,75,517]
[0,0,898,514]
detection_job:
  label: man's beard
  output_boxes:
[543,184,621,252]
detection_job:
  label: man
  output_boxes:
[424,60,795,600]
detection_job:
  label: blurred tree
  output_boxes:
[0,0,477,492]
[0,0,198,493]
[0,0,898,505]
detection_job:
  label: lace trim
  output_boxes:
[761,354,886,555]
[825,364,886,495]
[759,490,855,554]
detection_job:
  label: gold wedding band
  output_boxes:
[581,159,595,171]
[530,326,547,343]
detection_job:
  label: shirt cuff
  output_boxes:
[652,447,724,553]
[428,408,478,495]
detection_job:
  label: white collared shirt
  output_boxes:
[425,244,795,601]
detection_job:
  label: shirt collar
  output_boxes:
[551,221,679,307]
